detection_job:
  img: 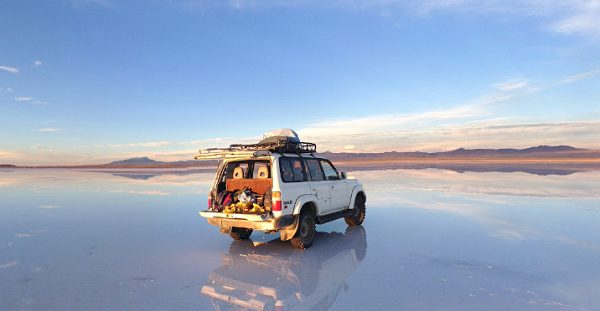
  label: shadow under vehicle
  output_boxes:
[201,226,367,311]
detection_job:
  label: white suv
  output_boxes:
[195,140,366,249]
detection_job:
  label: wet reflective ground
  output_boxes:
[1,168,600,310]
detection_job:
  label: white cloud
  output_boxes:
[14,97,32,101]
[188,137,233,145]
[0,261,19,269]
[33,60,42,67]
[550,0,600,36]
[31,100,50,105]
[560,69,600,84]
[417,0,600,37]
[38,128,59,132]
[0,66,19,74]
[0,149,22,161]
[109,190,172,196]
[493,80,529,92]
[38,205,58,209]
[109,141,175,147]
[304,120,600,152]
[217,0,600,38]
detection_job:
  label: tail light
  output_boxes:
[272,191,282,211]
[208,191,212,209]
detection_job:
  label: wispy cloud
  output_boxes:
[33,60,42,67]
[298,77,536,140]
[38,128,59,132]
[203,0,600,38]
[416,0,600,37]
[0,261,19,269]
[549,0,600,37]
[38,205,58,209]
[109,190,172,196]
[1,87,13,92]
[493,79,529,92]
[0,66,19,74]
[109,141,175,147]
[31,100,50,105]
[14,97,32,101]
[560,69,600,84]
[305,120,600,152]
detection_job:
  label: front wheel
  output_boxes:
[230,227,253,240]
[291,210,316,249]
[345,195,366,226]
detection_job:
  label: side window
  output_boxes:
[320,160,340,180]
[290,158,306,182]
[279,158,307,182]
[279,159,294,182]
[305,158,325,181]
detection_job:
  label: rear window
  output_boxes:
[222,161,269,180]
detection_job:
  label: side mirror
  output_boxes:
[341,172,348,179]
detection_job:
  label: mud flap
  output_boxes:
[219,226,232,234]
[279,216,299,241]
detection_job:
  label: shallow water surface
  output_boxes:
[1,168,600,310]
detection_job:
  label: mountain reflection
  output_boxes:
[337,162,600,176]
[201,226,367,311]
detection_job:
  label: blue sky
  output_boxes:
[2,0,600,165]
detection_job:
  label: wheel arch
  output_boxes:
[281,200,318,242]
[348,186,367,210]
[292,195,320,216]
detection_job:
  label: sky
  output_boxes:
[1,0,600,165]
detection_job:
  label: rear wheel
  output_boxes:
[291,210,316,249]
[230,227,253,240]
[345,195,366,226]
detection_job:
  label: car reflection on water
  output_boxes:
[201,226,367,311]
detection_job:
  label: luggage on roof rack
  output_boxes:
[231,140,316,153]
[194,139,316,160]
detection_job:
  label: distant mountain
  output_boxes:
[318,145,598,161]
[101,157,217,168]
[0,164,16,167]
[103,146,597,167]
[106,157,162,166]
[432,145,582,158]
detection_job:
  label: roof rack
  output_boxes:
[194,140,317,160]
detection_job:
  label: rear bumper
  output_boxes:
[200,211,297,232]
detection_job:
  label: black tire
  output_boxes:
[230,227,253,240]
[345,195,366,226]
[290,210,316,249]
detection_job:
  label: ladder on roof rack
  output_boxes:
[194,140,317,160]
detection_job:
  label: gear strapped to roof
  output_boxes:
[194,140,317,160]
